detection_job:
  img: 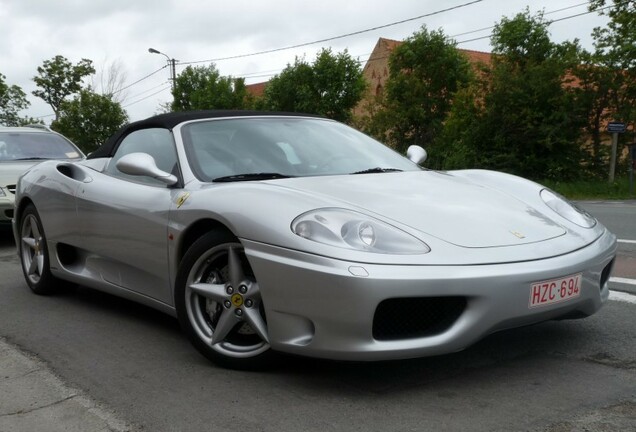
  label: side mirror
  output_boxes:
[116,152,178,186]
[407,145,427,165]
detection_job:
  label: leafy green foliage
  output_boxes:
[0,73,30,126]
[590,0,636,72]
[584,0,636,174]
[437,11,587,181]
[261,48,366,123]
[363,27,473,154]
[52,89,128,154]
[542,177,633,200]
[570,51,614,176]
[15,117,45,127]
[171,64,251,111]
[32,56,95,121]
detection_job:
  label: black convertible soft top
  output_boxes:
[87,110,322,159]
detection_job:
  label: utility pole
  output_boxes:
[170,58,176,93]
[148,47,177,93]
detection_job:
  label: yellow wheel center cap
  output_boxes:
[231,293,244,308]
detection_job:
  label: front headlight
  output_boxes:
[292,208,430,254]
[540,189,596,228]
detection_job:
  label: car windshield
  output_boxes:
[0,132,82,162]
[181,117,421,182]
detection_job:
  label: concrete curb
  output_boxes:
[0,338,132,432]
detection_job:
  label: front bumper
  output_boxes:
[243,229,616,361]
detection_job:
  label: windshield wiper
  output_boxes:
[352,167,403,175]
[212,172,294,183]
[12,157,50,161]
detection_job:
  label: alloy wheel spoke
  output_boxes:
[30,218,41,240]
[28,253,38,276]
[36,254,44,276]
[243,307,269,344]
[190,282,227,302]
[211,309,241,345]
[247,281,261,299]
[22,237,36,250]
[227,247,246,288]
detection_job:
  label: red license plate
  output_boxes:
[529,273,582,308]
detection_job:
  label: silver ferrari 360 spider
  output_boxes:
[13,111,616,368]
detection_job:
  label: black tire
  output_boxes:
[175,230,274,370]
[18,204,58,295]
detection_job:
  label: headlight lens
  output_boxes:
[292,208,430,254]
[540,189,596,228]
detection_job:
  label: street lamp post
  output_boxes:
[148,47,177,93]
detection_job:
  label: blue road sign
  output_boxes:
[607,122,626,133]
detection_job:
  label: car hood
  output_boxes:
[0,162,38,187]
[270,171,566,248]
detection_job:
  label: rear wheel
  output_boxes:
[175,230,273,369]
[19,204,58,295]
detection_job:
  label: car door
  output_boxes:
[76,128,180,305]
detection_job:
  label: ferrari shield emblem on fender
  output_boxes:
[176,192,190,208]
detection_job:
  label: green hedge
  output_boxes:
[541,177,634,200]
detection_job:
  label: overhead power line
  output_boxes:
[355,1,611,66]
[35,0,613,115]
[34,112,55,119]
[456,2,617,45]
[212,0,603,83]
[450,0,591,39]
[111,0,599,98]
[121,81,171,104]
[33,74,170,118]
[112,65,168,95]
[232,1,611,83]
[123,85,171,108]
[179,0,485,65]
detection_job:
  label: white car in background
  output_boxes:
[0,125,84,227]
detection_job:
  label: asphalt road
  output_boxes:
[0,201,635,432]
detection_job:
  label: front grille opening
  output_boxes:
[600,258,615,289]
[373,296,467,341]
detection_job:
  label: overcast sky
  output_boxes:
[1,0,610,123]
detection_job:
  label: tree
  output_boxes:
[571,51,614,176]
[0,73,30,126]
[171,64,251,111]
[92,59,129,103]
[439,11,587,181]
[32,55,95,121]
[262,48,366,123]
[51,89,128,154]
[590,0,636,81]
[364,27,473,153]
[586,0,636,176]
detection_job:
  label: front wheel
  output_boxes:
[175,231,273,369]
[19,204,58,295]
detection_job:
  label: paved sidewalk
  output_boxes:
[0,338,131,432]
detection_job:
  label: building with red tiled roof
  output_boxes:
[354,37,492,117]
[245,81,267,98]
